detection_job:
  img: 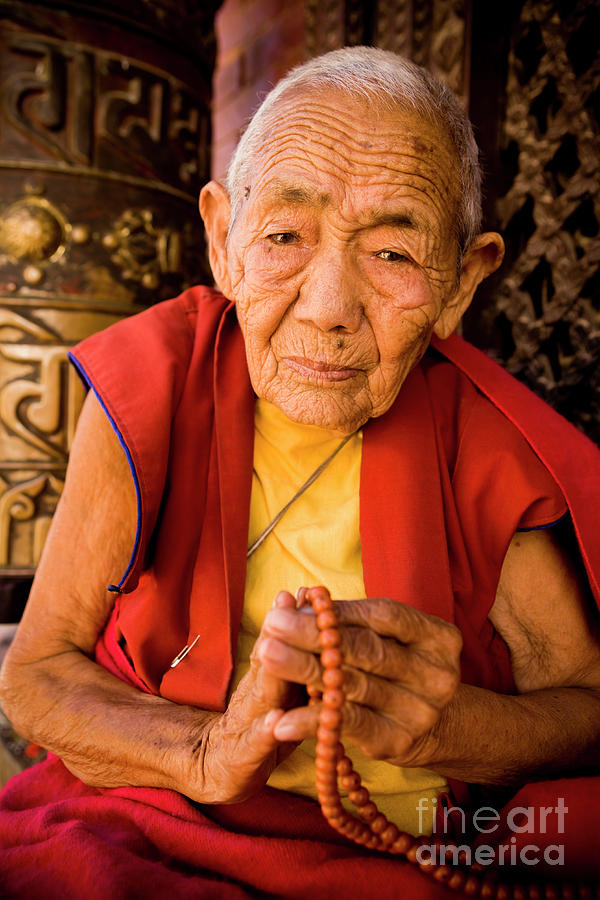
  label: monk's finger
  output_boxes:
[335,598,462,662]
[342,660,458,712]
[257,636,321,686]
[261,610,458,704]
[261,598,462,671]
[262,607,459,695]
[271,703,319,742]
[341,693,437,750]
[249,589,300,680]
[234,614,306,720]
[258,634,458,726]
[202,708,287,803]
[271,700,425,761]
[340,628,461,697]
[288,594,458,652]
[262,606,320,648]
[274,590,297,609]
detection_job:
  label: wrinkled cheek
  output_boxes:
[368,320,435,413]
[379,260,446,313]
[242,329,279,395]
[366,363,406,413]
[380,296,440,348]
[234,279,291,342]
[244,247,300,291]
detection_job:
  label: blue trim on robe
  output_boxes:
[517,511,569,532]
[68,351,142,592]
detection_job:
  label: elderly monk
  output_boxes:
[0,47,599,898]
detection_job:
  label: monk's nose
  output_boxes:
[293,258,363,334]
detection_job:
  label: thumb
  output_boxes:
[241,708,285,761]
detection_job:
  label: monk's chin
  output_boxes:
[263,382,373,435]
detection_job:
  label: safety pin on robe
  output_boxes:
[170,634,201,668]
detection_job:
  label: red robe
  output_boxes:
[0,286,598,897]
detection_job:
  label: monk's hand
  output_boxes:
[257,596,462,768]
[189,590,304,804]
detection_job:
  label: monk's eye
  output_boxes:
[268,232,298,245]
[376,249,409,262]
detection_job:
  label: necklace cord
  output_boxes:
[247,432,354,558]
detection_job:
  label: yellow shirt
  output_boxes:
[234,398,446,835]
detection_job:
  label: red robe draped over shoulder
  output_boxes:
[0,285,598,898]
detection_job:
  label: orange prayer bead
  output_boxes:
[317,610,338,630]
[316,726,339,747]
[357,802,378,822]
[369,814,389,835]
[315,744,340,761]
[379,824,399,846]
[348,788,370,807]
[321,648,343,669]
[447,871,467,892]
[319,707,342,729]
[311,594,330,614]
[319,628,341,648]
[496,886,512,900]
[340,773,361,791]
[336,756,353,776]
[432,866,453,883]
[390,833,414,855]
[305,584,580,900]
[323,688,344,708]
[323,668,345,689]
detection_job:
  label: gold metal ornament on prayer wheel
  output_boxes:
[0,0,221,611]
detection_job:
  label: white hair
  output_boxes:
[226,46,482,252]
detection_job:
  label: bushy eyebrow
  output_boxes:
[261,180,331,208]
[359,210,417,231]
[259,181,420,231]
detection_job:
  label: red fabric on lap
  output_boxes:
[0,758,451,899]
[1,757,598,897]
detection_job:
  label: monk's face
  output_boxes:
[202,91,501,434]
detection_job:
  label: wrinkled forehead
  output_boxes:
[245,88,460,220]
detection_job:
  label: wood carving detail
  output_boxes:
[0,3,218,579]
[490,0,600,441]
[0,310,84,462]
[1,34,210,195]
[305,0,346,56]
[373,0,410,55]
[102,209,184,291]
[0,309,85,573]
[0,472,64,570]
[304,0,470,104]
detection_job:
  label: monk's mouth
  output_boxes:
[284,357,361,382]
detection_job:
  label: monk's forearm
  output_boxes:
[0,649,217,793]
[429,683,600,785]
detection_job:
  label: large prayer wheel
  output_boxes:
[0,0,221,616]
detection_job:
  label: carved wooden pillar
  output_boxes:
[465,0,600,444]
[0,1,221,617]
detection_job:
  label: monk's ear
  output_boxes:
[433,232,505,340]
[199,181,233,295]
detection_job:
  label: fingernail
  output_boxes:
[273,720,296,740]
[265,709,282,728]
[274,590,294,608]
[264,609,291,631]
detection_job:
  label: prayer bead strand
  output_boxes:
[306,586,595,900]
